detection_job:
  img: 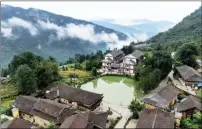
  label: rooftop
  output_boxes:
[1,118,33,128]
[141,85,179,108]
[136,108,174,128]
[176,65,202,82]
[131,50,144,59]
[60,111,109,128]
[109,50,124,57]
[175,95,202,112]
[46,84,103,107]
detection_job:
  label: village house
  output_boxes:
[174,65,202,89]
[13,95,76,127]
[1,118,35,128]
[45,84,103,111]
[175,95,202,118]
[136,108,175,128]
[122,50,144,75]
[141,85,179,109]
[60,111,110,129]
[101,49,144,75]
[102,49,125,73]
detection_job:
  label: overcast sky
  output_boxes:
[2,1,201,25]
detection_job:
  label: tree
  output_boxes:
[1,68,9,77]
[48,56,56,62]
[34,61,59,89]
[151,51,172,78]
[8,51,43,76]
[15,65,37,94]
[175,43,199,68]
[180,112,202,129]
[128,99,144,119]
[91,67,98,77]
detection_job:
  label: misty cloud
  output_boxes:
[37,20,121,43]
[134,33,149,41]
[37,44,42,50]
[1,27,13,37]
[3,17,38,36]
[37,20,137,49]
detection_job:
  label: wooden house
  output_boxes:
[13,95,76,127]
[141,85,179,109]
[174,65,202,88]
[175,95,202,118]
[45,84,103,111]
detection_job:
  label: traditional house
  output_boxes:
[13,95,76,127]
[175,65,202,88]
[175,95,202,118]
[1,118,34,128]
[102,49,125,73]
[60,111,110,129]
[45,84,103,111]
[123,50,144,75]
[141,85,179,109]
[136,108,175,128]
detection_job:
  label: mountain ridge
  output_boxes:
[1,5,128,67]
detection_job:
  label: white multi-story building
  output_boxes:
[101,49,144,75]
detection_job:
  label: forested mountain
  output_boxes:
[1,5,128,67]
[146,6,201,45]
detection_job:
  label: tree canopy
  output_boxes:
[15,64,37,94]
[175,43,199,68]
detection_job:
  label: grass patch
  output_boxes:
[0,83,19,98]
[59,69,90,78]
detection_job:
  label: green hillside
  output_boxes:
[146,6,201,46]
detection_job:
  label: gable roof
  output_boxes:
[131,50,144,58]
[46,84,103,107]
[141,85,179,108]
[176,65,202,82]
[30,99,75,124]
[136,108,174,128]
[109,50,124,57]
[60,111,109,128]
[175,95,202,112]
[14,95,76,124]
[1,118,33,128]
[14,95,38,114]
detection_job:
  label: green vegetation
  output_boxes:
[175,43,199,68]
[1,118,9,124]
[196,89,202,101]
[1,52,60,95]
[91,67,98,77]
[109,116,122,129]
[128,99,144,119]
[15,65,37,94]
[135,49,172,93]
[180,112,202,129]
[147,7,201,47]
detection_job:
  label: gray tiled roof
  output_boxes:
[132,50,144,58]
[136,108,174,128]
[15,95,38,114]
[46,84,103,107]
[60,111,109,128]
[175,95,202,112]
[176,65,202,82]
[1,118,33,128]
[141,85,179,108]
[109,50,124,57]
